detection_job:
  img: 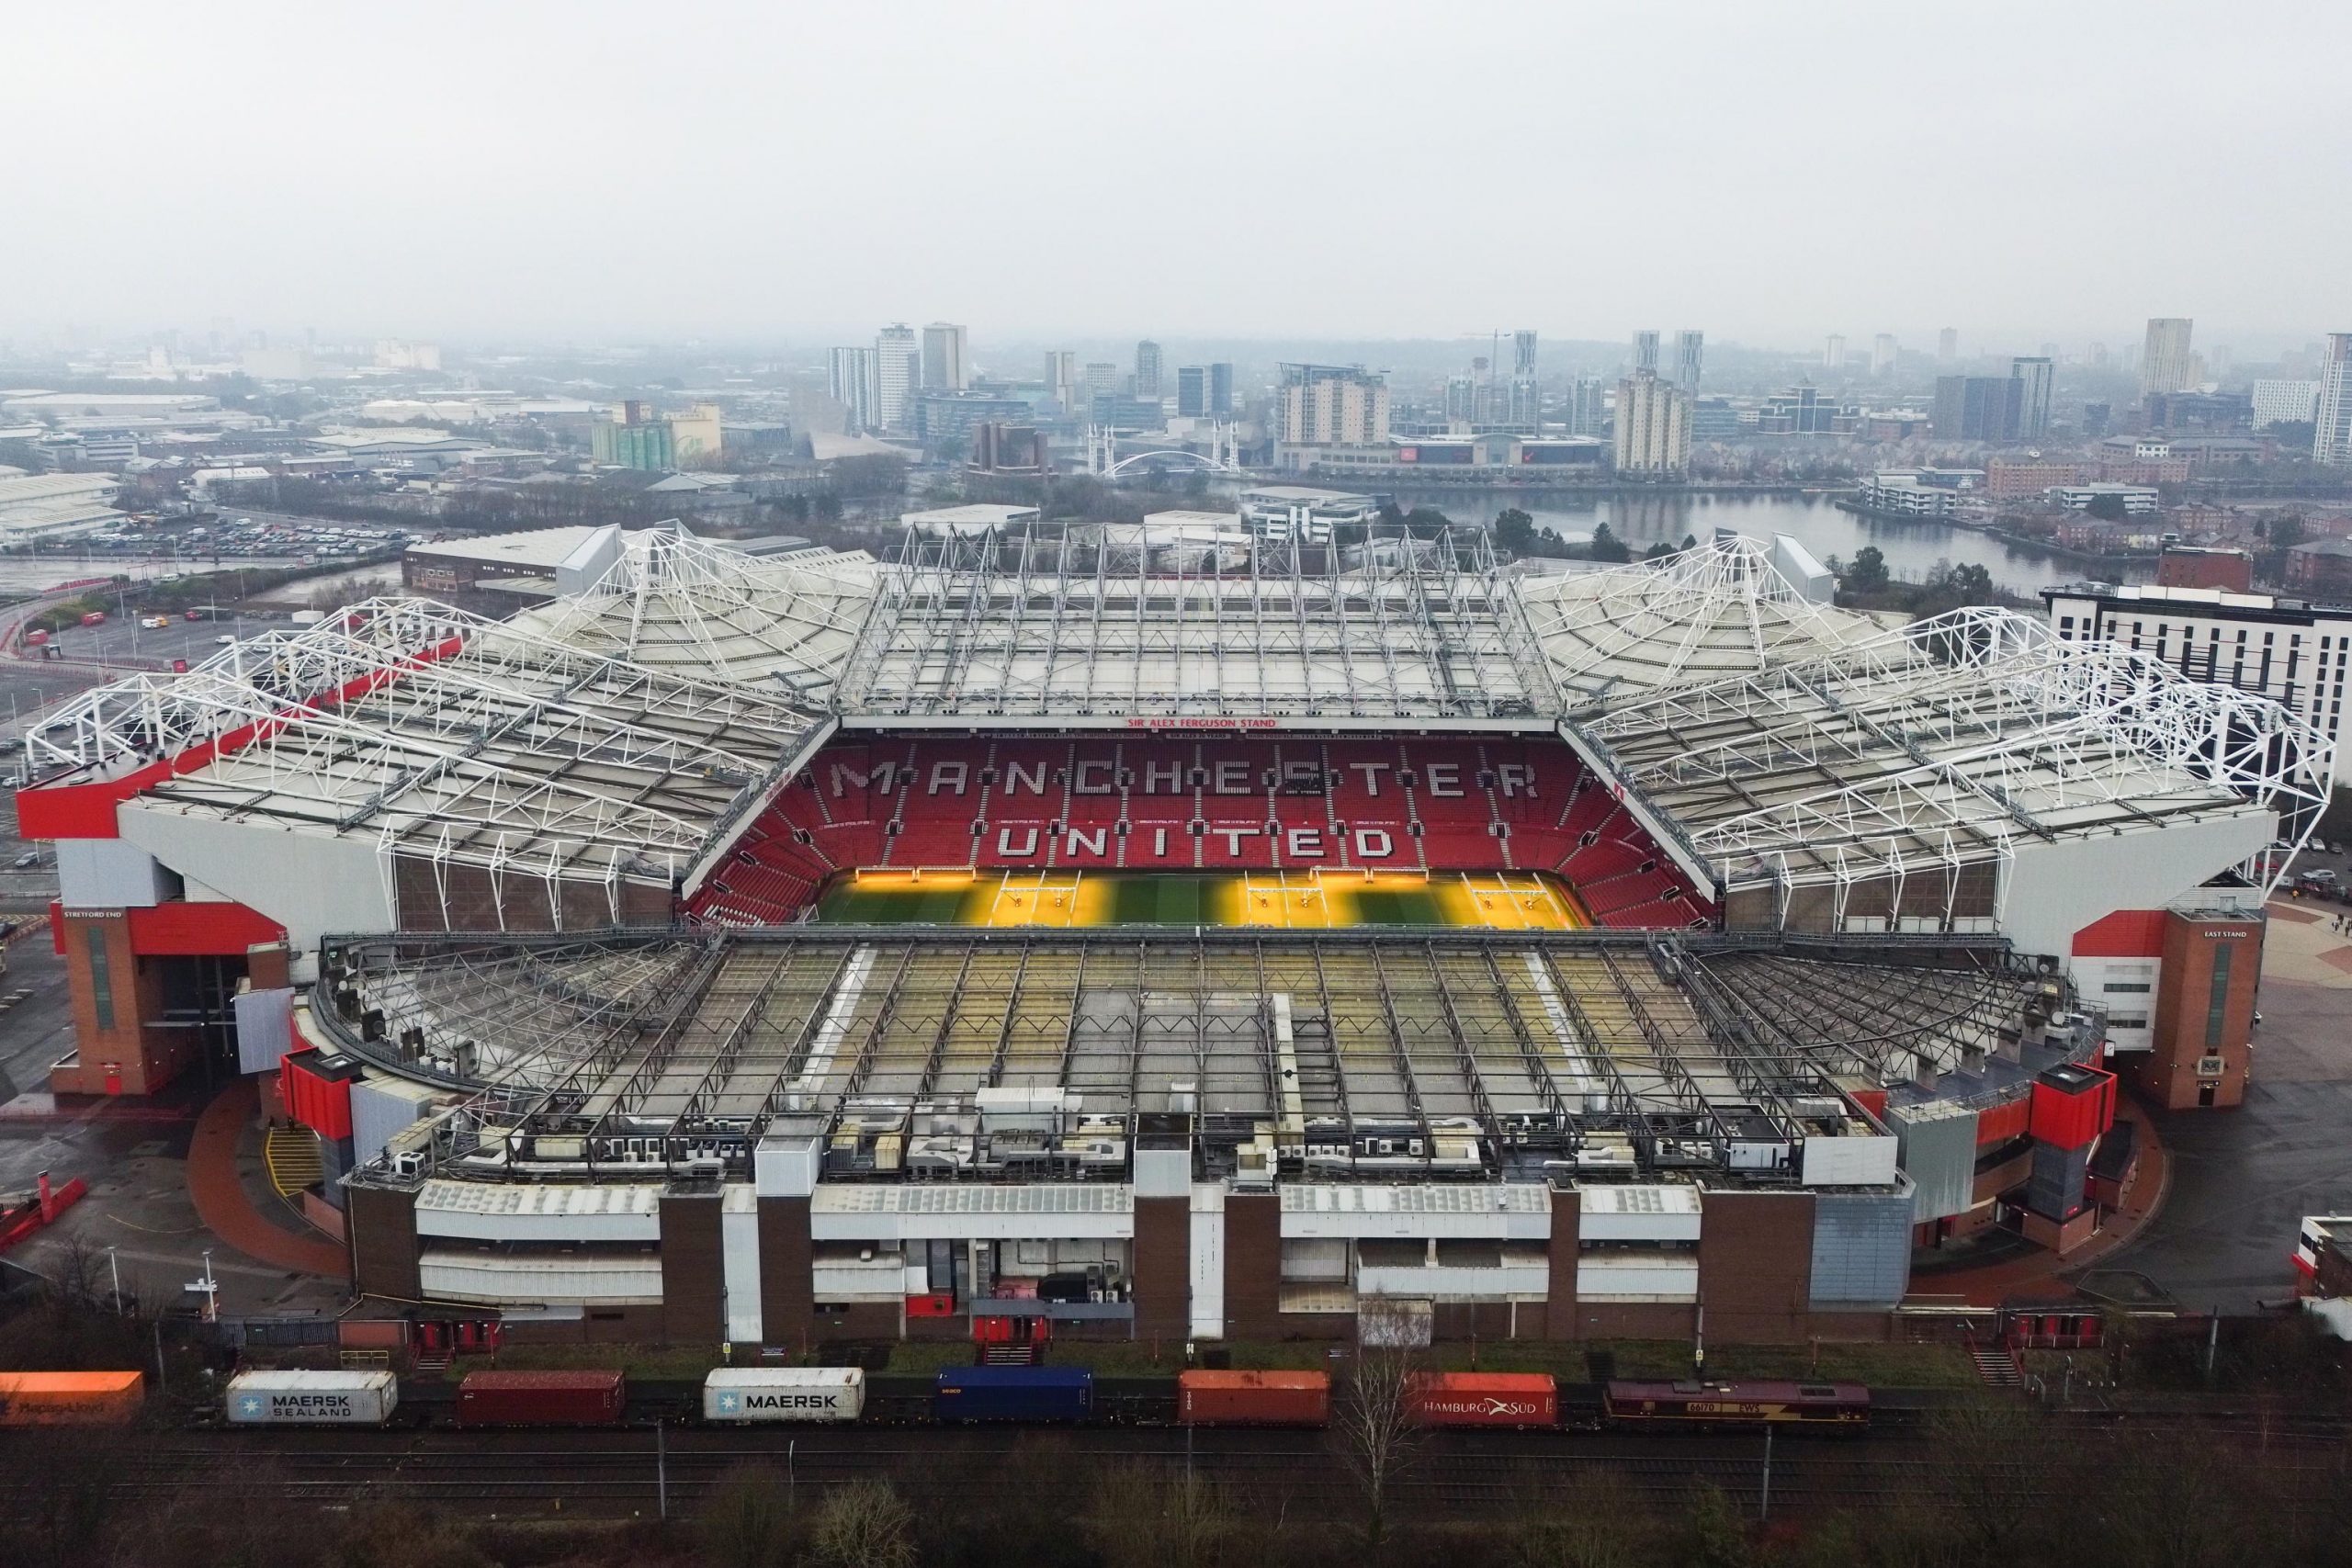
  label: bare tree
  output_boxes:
[1333,1296,1426,1549]
[698,1461,798,1568]
[1091,1463,1235,1568]
[809,1478,918,1568]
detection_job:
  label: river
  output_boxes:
[1374,490,2149,593]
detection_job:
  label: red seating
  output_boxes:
[684,733,1718,931]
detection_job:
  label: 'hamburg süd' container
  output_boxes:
[458,1370,627,1427]
[226,1370,399,1426]
[933,1364,1092,1423]
[705,1368,865,1423]
[1407,1371,1557,1428]
[0,1370,145,1426]
[1177,1370,1330,1427]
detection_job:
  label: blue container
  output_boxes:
[933,1365,1093,1423]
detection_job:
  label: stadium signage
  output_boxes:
[1125,716,1282,731]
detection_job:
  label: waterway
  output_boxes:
[1376,489,2152,593]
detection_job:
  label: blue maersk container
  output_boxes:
[933,1365,1093,1423]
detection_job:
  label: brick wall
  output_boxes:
[1132,1196,1190,1339]
[1698,1190,1817,1342]
[1223,1192,1281,1339]
[346,1185,420,1301]
[659,1190,724,1343]
[756,1196,815,1350]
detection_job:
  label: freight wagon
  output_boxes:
[704,1368,865,1423]
[1601,1380,1869,1428]
[1177,1370,1330,1427]
[457,1370,627,1427]
[1408,1372,1559,1428]
[0,1370,144,1426]
[933,1365,1092,1423]
[227,1370,399,1426]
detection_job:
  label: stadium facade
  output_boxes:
[17,519,2330,1348]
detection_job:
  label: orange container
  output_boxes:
[1407,1371,1556,1428]
[0,1370,145,1426]
[1178,1369,1330,1426]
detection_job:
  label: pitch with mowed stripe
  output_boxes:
[812,869,1589,930]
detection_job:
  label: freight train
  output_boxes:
[188,1366,1869,1434]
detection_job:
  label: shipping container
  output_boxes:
[226,1369,399,1426]
[458,1369,627,1427]
[933,1364,1091,1423]
[704,1368,865,1423]
[1406,1371,1557,1428]
[0,1370,144,1426]
[1178,1369,1330,1427]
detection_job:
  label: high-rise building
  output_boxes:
[1208,362,1235,417]
[1566,376,1607,438]
[1612,371,1690,478]
[1938,328,1958,363]
[2010,356,2054,440]
[2253,379,2322,429]
[829,346,876,434]
[922,323,967,391]
[1512,330,1537,376]
[1508,330,1539,428]
[2141,318,2195,398]
[1631,330,1660,375]
[1932,376,2023,443]
[875,323,920,430]
[1082,361,1120,416]
[1674,330,1704,395]
[1825,334,1846,370]
[1176,366,1209,418]
[1134,341,1162,400]
[2316,333,2352,467]
[1275,363,1389,446]
[1044,350,1079,412]
[1443,374,1477,423]
[1871,334,1898,377]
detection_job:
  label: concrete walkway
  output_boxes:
[186,1077,347,1277]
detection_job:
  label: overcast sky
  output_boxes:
[5,1,2346,354]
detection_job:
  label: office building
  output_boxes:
[1045,350,1080,412]
[1442,374,1477,423]
[828,347,876,433]
[1082,362,1120,419]
[1612,371,1691,479]
[1208,362,1234,416]
[2253,379,2321,429]
[922,323,967,391]
[2011,356,2054,440]
[2317,334,2352,467]
[1871,334,1898,377]
[1176,366,1209,418]
[1090,393,1166,431]
[913,390,1032,446]
[1631,330,1660,375]
[967,423,1051,478]
[876,324,920,430]
[1756,386,1844,435]
[1825,334,1846,370]
[1566,376,1606,438]
[1274,363,1389,447]
[1674,330,1703,395]
[1135,341,1162,400]
[2141,318,2195,399]
[1933,376,2022,443]
[1938,328,1958,363]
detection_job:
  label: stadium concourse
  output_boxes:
[10,517,2333,1352]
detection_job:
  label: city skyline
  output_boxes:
[4,3,2347,344]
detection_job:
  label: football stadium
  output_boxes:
[16,516,2332,1349]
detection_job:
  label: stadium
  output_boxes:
[17,515,2332,1351]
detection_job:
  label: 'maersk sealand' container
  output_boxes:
[1407,1371,1558,1428]
[704,1368,865,1422]
[226,1370,399,1426]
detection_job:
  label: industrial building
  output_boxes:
[13,523,2330,1349]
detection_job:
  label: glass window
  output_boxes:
[85,925,115,1032]
[2205,942,2234,1050]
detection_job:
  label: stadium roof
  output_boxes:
[834,522,1555,728]
[519,521,876,700]
[1518,533,1880,711]
[25,597,825,896]
[1566,605,2334,895]
[318,925,2056,1186]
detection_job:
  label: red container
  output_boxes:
[1407,1372,1556,1428]
[22,630,46,647]
[80,612,105,626]
[279,1047,359,1140]
[1179,1370,1330,1427]
[457,1370,626,1427]
[2028,1064,2115,1152]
